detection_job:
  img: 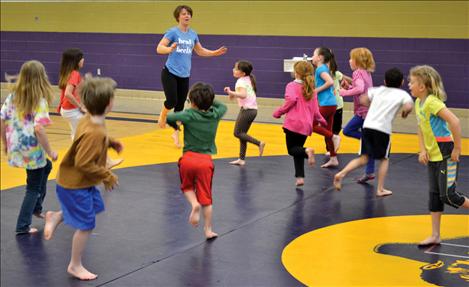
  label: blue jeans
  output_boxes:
[16,159,52,233]
[343,115,375,175]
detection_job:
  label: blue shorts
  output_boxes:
[56,184,105,230]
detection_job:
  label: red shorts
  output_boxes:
[178,151,214,206]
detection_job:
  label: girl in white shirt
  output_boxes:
[224,60,265,166]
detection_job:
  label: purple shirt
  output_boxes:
[273,81,323,136]
[340,69,373,118]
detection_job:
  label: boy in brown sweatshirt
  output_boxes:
[44,77,122,281]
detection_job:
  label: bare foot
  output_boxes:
[376,189,393,197]
[44,211,62,240]
[229,159,245,166]
[259,142,266,156]
[172,131,181,148]
[189,204,201,227]
[418,236,441,247]
[205,229,218,240]
[324,151,330,157]
[321,157,339,168]
[106,158,123,169]
[16,227,39,235]
[67,265,98,281]
[306,148,315,166]
[333,173,344,190]
[295,178,304,186]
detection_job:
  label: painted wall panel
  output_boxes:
[1,1,468,39]
[1,32,467,108]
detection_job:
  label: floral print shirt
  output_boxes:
[1,94,51,169]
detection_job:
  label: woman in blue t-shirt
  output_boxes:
[156,5,227,147]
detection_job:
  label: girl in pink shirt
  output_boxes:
[224,60,265,166]
[340,47,376,183]
[273,61,325,186]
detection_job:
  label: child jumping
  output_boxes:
[162,82,227,239]
[408,65,468,247]
[273,61,325,186]
[44,77,122,280]
[340,47,376,183]
[1,60,58,234]
[224,60,265,166]
[333,68,414,196]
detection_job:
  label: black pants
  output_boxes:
[332,108,343,135]
[161,66,189,112]
[284,128,308,178]
[234,108,260,159]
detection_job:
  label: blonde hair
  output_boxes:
[409,65,447,101]
[294,61,315,100]
[12,60,53,115]
[350,47,375,72]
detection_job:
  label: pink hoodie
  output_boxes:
[273,81,325,136]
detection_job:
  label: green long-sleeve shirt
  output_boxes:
[167,100,227,154]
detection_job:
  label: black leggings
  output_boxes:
[284,128,308,178]
[332,108,343,135]
[234,108,260,160]
[161,66,190,112]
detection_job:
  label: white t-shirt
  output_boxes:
[235,76,258,109]
[363,86,413,134]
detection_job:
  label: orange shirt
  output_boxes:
[58,70,81,111]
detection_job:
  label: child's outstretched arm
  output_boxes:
[34,125,58,161]
[108,137,123,153]
[401,102,414,118]
[438,108,462,162]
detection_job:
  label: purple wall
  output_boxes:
[1,31,468,108]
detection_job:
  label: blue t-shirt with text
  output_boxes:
[164,27,199,78]
[315,64,336,107]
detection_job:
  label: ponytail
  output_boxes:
[236,60,257,93]
[294,61,315,101]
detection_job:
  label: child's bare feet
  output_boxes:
[189,204,201,227]
[204,228,218,240]
[295,178,304,186]
[418,236,441,247]
[106,158,123,169]
[321,157,339,168]
[333,173,344,190]
[259,142,266,156]
[172,131,181,148]
[67,264,98,281]
[376,189,393,197]
[229,159,245,166]
[16,227,39,235]
[44,211,62,240]
[306,148,315,166]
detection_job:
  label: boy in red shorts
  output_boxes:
[163,82,227,239]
